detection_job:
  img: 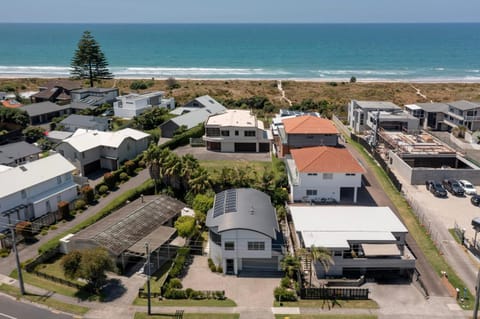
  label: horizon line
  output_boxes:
[1,21,480,25]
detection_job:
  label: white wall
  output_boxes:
[292,172,362,202]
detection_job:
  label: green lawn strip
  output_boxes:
[448,229,462,245]
[38,179,154,254]
[33,254,84,286]
[0,284,89,316]
[140,260,173,293]
[200,160,271,174]
[274,315,377,319]
[273,299,378,309]
[347,137,474,309]
[133,297,237,307]
[135,312,239,319]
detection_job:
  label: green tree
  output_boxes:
[174,216,197,238]
[300,245,333,287]
[70,31,113,87]
[192,193,214,225]
[23,126,46,143]
[0,108,29,128]
[280,255,301,279]
[61,248,115,293]
[143,144,161,193]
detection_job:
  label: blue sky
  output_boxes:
[2,0,480,23]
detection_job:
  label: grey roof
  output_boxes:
[72,88,118,94]
[46,130,73,141]
[447,100,480,111]
[67,101,99,110]
[73,195,186,256]
[0,141,41,165]
[193,95,226,110]
[163,96,227,129]
[60,114,109,130]
[20,101,70,117]
[206,188,278,239]
[354,100,401,111]
[414,102,449,113]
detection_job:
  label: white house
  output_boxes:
[206,188,284,275]
[203,109,272,152]
[285,146,364,203]
[290,206,415,278]
[113,91,174,119]
[56,128,150,175]
[0,154,78,232]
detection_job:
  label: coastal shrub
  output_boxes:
[166,77,180,89]
[81,185,95,204]
[74,199,86,211]
[98,185,109,195]
[350,76,357,83]
[328,82,338,87]
[274,287,297,302]
[57,201,70,220]
[103,172,116,189]
[130,80,148,90]
[119,172,129,182]
[124,160,136,176]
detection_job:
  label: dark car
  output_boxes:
[428,181,448,197]
[442,179,465,196]
[425,180,434,190]
[471,195,480,206]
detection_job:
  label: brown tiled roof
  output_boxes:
[42,80,82,91]
[32,87,59,99]
[283,116,338,134]
[291,146,364,173]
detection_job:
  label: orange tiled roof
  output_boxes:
[283,115,338,134]
[291,146,364,173]
[2,99,23,108]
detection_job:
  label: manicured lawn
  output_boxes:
[274,315,377,319]
[140,260,173,293]
[0,284,89,316]
[200,160,271,174]
[135,313,239,319]
[347,136,474,309]
[273,299,378,309]
[134,298,237,307]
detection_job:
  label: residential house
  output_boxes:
[206,188,284,275]
[20,102,71,125]
[59,114,110,132]
[70,87,119,106]
[30,80,81,104]
[289,206,415,278]
[65,195,185,273]
[276,115,339,157]
[56,128,150,175]
[160,95,227,138]
[114,91,174,119]
[203,109,272,152]
[0,154,78,233]
[348,100,419,134]
[0,141,42,167]
[285,146,364,203]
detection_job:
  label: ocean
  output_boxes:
[0,23,479,81]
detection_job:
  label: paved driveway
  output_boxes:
[181,256,280,307]
[174,145,272,162]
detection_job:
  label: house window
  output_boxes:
[244,131,256,137]
[306,189,317,196]
[235,130,239,136]
[57,176,62,184]
[21,190,27,199]
[224,242,235,251]
[334,250,342,257]
[221,130,230,137]
[307,173,317,176]
[359,114,364,125]
[248,242,265,251]
[306,135,314,139]
[345,173,356,176]
[206,128,220,137]
[323,173,333,179]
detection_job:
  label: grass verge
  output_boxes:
[273,299,378,309]
[0,284,89,316]
[133,298,237,307]
[274,315,377,319]
[134,313,240,319]
[347,136,474,309]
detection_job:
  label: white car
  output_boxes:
[459,180,477,195]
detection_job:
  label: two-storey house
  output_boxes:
[114,91,174,119]
[0,154,78,232]
[203,109,271,152]
[286,146,364,203]
[56,128,150,175]
[206,188,284,275]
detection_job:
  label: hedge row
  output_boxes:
[161,124,204,150]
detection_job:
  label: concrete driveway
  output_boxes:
[181,256,280,307]
[174,145,272,162]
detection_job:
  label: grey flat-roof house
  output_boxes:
[0,141,42,166]
[160,95,227,138]
[20,102,71,125]
[70,87,119,106]
[59,114,110,132]
[206,188,284,275]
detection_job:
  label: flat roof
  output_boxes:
[378,131,456,155]
[353,101,401,110]
[206,109,264,129]
[414,102,449,113]
[290,206,407,249]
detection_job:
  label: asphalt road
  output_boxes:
[0,295,72,319]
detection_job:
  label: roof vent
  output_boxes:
[19,166,27,172]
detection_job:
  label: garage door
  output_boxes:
[340,187,354,202]
[83,160,101,175]
[259,143,270,152]
[234,143,256,152]
[242,257,278,272]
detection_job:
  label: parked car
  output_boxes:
[425,180,434,190]
[101,109,114,117]
[442,179,465,196]
[459,180,477,195]
[471,195,480,206]
[428,181,448,197]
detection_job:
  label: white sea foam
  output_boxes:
[311,69,413,76]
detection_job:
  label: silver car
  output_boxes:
[459,180,477,195]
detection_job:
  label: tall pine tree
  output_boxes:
[70,31,113,87]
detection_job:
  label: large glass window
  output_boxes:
[306,189,317,196]
[206,128,220,137]
[225,242,235,251]
[244,131,256,137]
[248,242,265,251]
[221,130,230,137]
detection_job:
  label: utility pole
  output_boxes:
[10,225,25,295]
[473,269,480,319]
[145,242,151,315]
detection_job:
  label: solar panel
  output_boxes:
[213,192,226,218]
[224,189,237,213]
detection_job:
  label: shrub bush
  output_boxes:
[168,278,183,289]
[216,265,223,273]
[0,248,10,258]
[16,221,34,238]
[81,185,95,204]
[138,160,146,168]
[98,185,109,195]
[274,286,297,301]
[74,199,86,211]
[103,172,116,189]
[124,160,136,176]
[57,201,70,220]
[280,276,291,288]
[119,172,129,182]
[164,288,187,299]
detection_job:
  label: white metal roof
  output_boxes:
[206,109,264,129]
[0,154,76,198]
[405,104,422,110]
[63,128,149,152]
[290,206,407,249]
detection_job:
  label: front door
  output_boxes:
[226,259,234,274]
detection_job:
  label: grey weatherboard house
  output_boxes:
[206,188,284,275]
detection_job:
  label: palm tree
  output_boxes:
[300,245,333,287]
[189,167,211,195]
[181,154,200,190]
[164,152,182,190]
[143,144,161,194]
[281,255,301,279]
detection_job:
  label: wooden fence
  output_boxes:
[300,287,369,300]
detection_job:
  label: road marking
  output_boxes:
[0,312,17,319]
